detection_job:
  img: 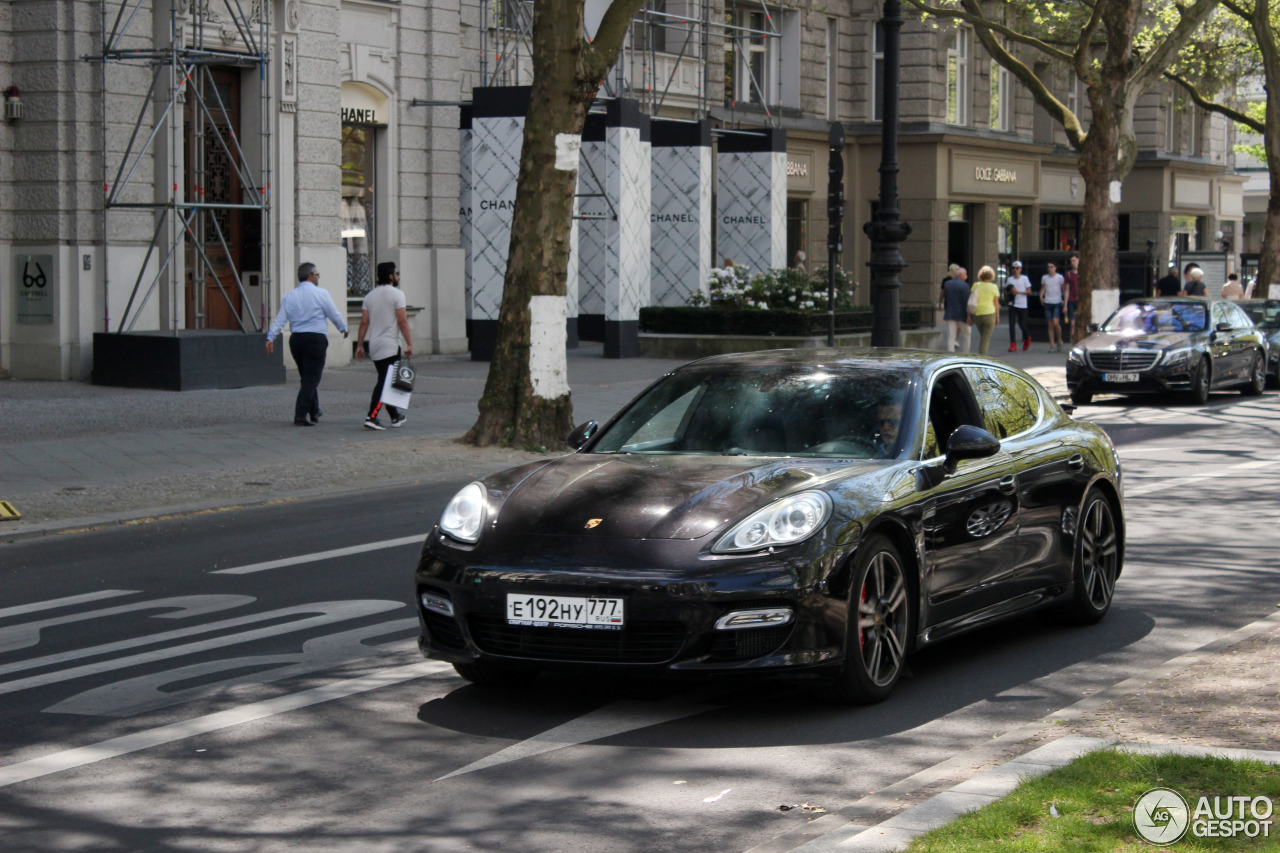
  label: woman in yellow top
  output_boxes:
[970,266,1001,355]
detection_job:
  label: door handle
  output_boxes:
[1067,453,1085,471]
[998,475,1017,495]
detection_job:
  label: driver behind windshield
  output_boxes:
[875,402,902,457]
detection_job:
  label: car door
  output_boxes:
[1209,301,1243,383]
[917,368,1022,634]
[965,365,1090,595]
[1227,303,1262,380]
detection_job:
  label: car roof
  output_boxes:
[680,347,1031,379]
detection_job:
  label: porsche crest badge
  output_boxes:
[584,518,602,529]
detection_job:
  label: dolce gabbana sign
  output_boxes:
[786,152,814,190]
[950,152,1038,198]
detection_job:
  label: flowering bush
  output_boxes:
[689,265,858,312]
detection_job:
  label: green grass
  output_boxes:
[905,749,1280,852]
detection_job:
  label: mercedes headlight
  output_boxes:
[439,482,486,543]
[1067,347,1085,364]
[1161,346,1196,367]
[713,490,832,553]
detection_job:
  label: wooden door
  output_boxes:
[185,67,243,329]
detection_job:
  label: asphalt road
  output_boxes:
[2,387,1279,853]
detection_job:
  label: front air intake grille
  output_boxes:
[422,611,466,650]
[709,625,793,661]
[1087,350,1159,372]
[467,614,686,663]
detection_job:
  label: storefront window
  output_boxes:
[341,123,376,296]
[787,198,808,267]
[1039,211,1080,252]
[998,206,1022,284]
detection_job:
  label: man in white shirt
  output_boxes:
[355,262,414,430]
[1006,261,1032,352]
[1039,261,1066,352]
[265,262,349,426]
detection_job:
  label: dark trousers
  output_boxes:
[288,332,328,422]
[369,351,403,420]
[1008,306,1029,343]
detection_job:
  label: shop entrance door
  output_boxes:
[184,67,244,330]
[948,203,973,273]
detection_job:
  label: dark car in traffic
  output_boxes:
[1066,297,1267,406]
[415,350,1124,704]
[1238,299,1280,386]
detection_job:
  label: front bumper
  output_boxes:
[1066,358,1194,396]
[413,532,853,677]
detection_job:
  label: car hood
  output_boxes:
[490,453,884,541]
[1080,331,1196,350]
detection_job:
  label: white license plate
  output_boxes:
[506,593,625,630]
[1103,373,1139,383]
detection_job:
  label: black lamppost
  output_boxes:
[863,0,911,347]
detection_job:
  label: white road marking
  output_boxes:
[211,534,428,575]
[434,688,724,782]
[0,660,452,789]
[0,590,138,621]
[0,594,256,654]
[0,600,402,695]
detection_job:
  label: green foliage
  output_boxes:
[689,264,859,312]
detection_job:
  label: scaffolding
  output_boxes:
[92,0,272,335]
[480,0,781,125]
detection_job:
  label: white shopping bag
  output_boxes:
[380,364,412,409]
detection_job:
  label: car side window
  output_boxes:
[1212,302,1230,328]
[963,366,1041,440]
[922,369,982,459]
[1228,304,1253,328]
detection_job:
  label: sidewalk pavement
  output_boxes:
[4,325,1275,851]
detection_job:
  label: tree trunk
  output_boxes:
[463,0,645,449]
[1072,94,1125,343]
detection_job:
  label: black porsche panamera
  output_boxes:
[415,349,1124,704]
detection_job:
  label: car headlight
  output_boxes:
[713,490,832,553]
[1067,347,1085,364]
[1161,347,1196,367]
[439,482,486,543]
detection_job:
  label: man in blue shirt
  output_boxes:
[266,262,349,426]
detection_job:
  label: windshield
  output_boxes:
[1242,302,1280,329]
[1103,301,1207,334]
[590,364,915,459]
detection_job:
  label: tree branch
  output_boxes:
[583,0,648,83]
[1165,70,1263,130]
[1131,0,1222,92]
[903,0,1076,65]
[1073,2,1106,81]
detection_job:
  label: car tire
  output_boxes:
[824,535,912,705]
[1241,350,1266,396]
[453,660,540,687]
[1070,390,1092,407]
[1059,490,1121,626]
[1190,357,1211,405]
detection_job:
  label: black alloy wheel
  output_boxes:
[1190,357,1211,405]
[1242,350,1266,396]
[825,535,911,704]
[1060,490,1120,625]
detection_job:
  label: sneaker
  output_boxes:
[390,414,407,428]
[364,417,386,431]
[310,408,323,423]
[1008,342,1017,353]
[293,419,315,427]
[1023,338,1031,351]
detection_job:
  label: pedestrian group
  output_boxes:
[265,260,413,430]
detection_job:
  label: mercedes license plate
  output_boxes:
[1103,373,1139,383]
[506,593,625,630]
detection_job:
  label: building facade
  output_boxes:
[0,0,1246,380]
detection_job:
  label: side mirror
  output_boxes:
[1087,323,1101,333]
[566,420,599,450]
[1215,322,1232,333]
[943,424,1001,474]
